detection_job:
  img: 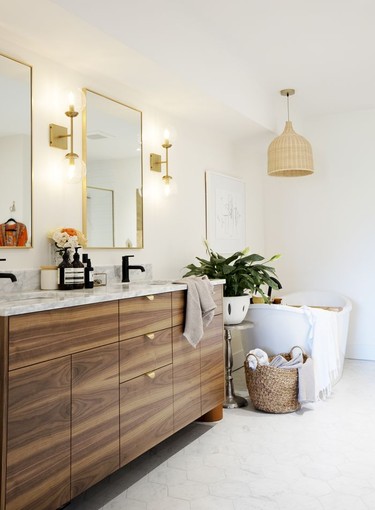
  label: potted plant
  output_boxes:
[184,242,282,324]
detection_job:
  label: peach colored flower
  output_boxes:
[62,228,77,237]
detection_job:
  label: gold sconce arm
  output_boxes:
[49,97,82,181]
[150,133,173,190]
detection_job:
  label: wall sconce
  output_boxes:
[49,92,82,182]
[150,129,174,195]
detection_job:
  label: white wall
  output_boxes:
[254,110,375,360]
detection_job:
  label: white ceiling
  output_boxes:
[2,0,375,138]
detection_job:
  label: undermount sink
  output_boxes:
[0,291,58,304]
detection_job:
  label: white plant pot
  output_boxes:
[223,295,250,325]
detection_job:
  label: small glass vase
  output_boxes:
[50,243,64,266]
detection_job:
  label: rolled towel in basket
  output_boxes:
[247,348,269,370]
[270,351,304,369]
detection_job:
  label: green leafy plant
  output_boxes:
[184,241,282,300]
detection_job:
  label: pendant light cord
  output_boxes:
[287,92,290,122]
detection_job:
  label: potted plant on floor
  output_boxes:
[184,242,282,324]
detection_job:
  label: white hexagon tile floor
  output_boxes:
[68,359,375,510]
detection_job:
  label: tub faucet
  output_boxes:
[0,258,17,282]
[267,277,282,301]
[122,255,145,283]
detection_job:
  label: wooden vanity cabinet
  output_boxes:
[1,301,119,510]
[0,286,224,510]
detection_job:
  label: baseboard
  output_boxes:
[345,342,375,361]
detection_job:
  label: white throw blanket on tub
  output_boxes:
[301,305,340,400]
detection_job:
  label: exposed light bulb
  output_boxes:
[68,91,75,111]
[164,182,171,196]
[162,174,174,196]
[67,158,77,181]
[65,153,81,183]
[163,129,170,146]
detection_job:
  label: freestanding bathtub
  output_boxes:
[242,290,352,399]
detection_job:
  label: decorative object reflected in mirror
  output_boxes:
[0,53,32,248]
[83,89,143,248]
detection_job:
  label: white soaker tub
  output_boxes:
[242,290,352,398]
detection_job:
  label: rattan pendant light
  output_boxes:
[267,89,314,177]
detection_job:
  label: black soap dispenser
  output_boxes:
[72,247,85,290]
[57,248,74,291]
[85,258,94,289]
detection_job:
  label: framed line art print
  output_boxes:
[205,171,246,254]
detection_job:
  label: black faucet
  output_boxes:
[122,255,145,283]
[0,258,17,282]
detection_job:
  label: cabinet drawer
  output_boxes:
[8,301,118,370]
[119,293,172,340]
[120,365,173,466]
[172,284,223,326]
[120,329,172,383]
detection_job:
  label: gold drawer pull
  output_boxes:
[146,333,155,340]
[146,371,156,379]
[146,295,155,301]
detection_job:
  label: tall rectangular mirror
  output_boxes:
[0,53,32,248]
[83,89,143,248]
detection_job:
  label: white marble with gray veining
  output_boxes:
[0,282,181,316]
[0,273,225,316]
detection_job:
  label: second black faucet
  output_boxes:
[0,258,17,282]
[122,255,145,283]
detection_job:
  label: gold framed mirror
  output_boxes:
[0,53,32,248]
[82,89,143,248]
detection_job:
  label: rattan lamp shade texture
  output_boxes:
[268,120,314,177]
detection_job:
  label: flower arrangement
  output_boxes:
[48,227,87,253]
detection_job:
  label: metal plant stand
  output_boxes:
[223,320,253,409]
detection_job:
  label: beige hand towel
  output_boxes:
[174,275,217,347]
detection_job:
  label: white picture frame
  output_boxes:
[205,171,246,254]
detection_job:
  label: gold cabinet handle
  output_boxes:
[146,295,155,301]
[146,333,155,340]
[146,371,156,379]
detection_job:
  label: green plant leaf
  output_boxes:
[184,243,281,297]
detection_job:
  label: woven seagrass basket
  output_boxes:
[244,347,308,414]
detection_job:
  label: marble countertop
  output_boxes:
[0,279,225,317]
